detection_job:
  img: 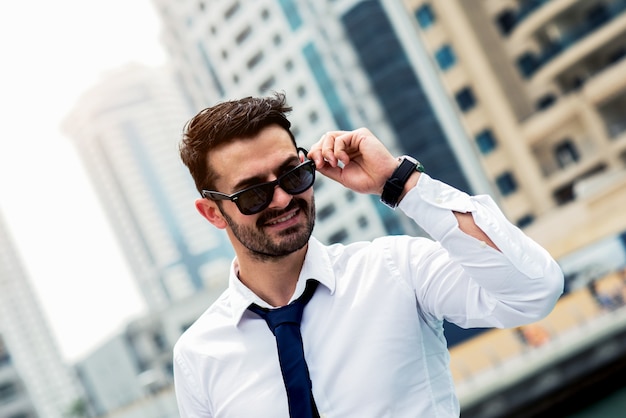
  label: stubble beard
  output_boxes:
[221,197,316,262]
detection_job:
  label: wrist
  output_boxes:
[398,170,421,204]
[380,156,424,209]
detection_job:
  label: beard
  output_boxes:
[220,197,315,262]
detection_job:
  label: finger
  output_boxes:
[333,135,350,167]
[308,133,328,168]
[316,161,344,184]
[321,132,339,167]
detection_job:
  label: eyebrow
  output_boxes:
[231,154,301,192]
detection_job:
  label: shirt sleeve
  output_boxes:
[397,173,564,328]
[173,344,213,418]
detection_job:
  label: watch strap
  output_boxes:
[380,156,423,208]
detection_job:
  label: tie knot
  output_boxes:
[249,279,319,335]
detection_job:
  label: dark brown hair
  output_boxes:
[180,92,296,194]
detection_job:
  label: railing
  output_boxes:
[452,269,626,395]
[518,0,626,78]
[515,0,552,26]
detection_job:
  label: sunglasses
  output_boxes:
[202,149,316,215]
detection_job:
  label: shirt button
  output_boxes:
[435,197,443,204]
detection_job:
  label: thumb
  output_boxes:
[316,164,345,185]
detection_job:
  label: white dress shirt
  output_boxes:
[173,173,564,417]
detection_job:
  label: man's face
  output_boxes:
[204,125,315,261]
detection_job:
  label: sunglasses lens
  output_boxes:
[237,185,274,215]
[280,163,315,194]
[235,162,315,215]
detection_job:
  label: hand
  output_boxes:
[307,128,399,195]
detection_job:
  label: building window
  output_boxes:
[345,190,355,202]
[455,87,476,113]
[554,139,579,168]
[415,3,436,29]
[318,204,336,221]
[0,382,18,402]
[224,1,240,20]
[496,172,518,196]
[247,51,264,69]
[309,111,319,123]
[273,33,282,46]
[278,0,303,30]
[517,52,537,78]
[535,93,556,111]
[435,44,456,71]
[328,229,348,244]
[357,216,369,228]
[553,184,574,205]
[258,77,275,94]
[285,60,294,71]
[495,9,516,35]
[475,129,497,154]
[517,214,535,228]
[296,85,306,97]
[261,8,270,20]
[235,26,252,45]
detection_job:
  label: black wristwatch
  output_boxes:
[380,156,424,209]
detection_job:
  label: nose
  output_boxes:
[268,184,293,209]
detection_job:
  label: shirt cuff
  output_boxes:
[398,173,474,240]
[398,173,544,279]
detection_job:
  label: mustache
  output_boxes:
[257,199,306,226]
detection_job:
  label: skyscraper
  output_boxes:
[64,63,234,311]
[0,213,83,418]
[402,0,626,259]
[150,0,485,239]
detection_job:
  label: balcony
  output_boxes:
[497,0,553,36]
[516,0,626,78]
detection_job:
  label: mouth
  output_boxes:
[265,209,299,226]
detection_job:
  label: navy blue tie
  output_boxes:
[248,279,320,418]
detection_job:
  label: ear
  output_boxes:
[195,198,228,229]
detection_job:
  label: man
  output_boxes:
[173,93,563,417]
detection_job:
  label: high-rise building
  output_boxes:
[0,335,38,418]
[64,63,234,311]
[0,214,83,417]
[150,0,491,239]
[401,0,626,259]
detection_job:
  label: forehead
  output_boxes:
[208,125,297,186]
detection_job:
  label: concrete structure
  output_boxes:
[401,0,626,257]
[64,64,234,311]
[0,214,83,417]
[0,335,38,418]
[75,284,225,417]
[149,0,489,240]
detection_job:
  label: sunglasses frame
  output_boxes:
[202,148,316,215]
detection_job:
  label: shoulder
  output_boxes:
[174,288,231,358]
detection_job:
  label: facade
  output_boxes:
[150,0,488,240]
[63,63,234,311]
[75,285,225,417]
[0,335,38,418]
[0,214,83,417]
[401,0,626,261]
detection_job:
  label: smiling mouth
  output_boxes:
[266,210,298,226]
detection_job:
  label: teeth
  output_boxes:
[268,211,296,225]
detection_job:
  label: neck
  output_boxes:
[236,245,308,307]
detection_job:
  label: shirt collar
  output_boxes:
[228,236,336,325]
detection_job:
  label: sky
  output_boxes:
[0,1,166,362]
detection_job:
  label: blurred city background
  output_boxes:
[1,0,626,417]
